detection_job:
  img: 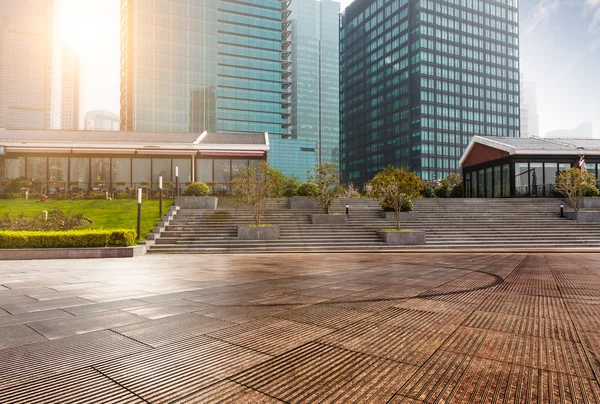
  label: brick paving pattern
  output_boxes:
[1,253,600,403]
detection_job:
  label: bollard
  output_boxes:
[345,204,349,216]
[560,204,564,218]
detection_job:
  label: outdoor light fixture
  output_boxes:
[560,204,564,218]
[175,165,179,197]
[137,187,142,240]
[346,204,349,216]
[159,175,163,218]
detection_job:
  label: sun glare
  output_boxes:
[58,0,120,59]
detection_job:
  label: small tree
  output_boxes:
[308,163,341,214]
[230,162,284,226]
[371,166,423,230]
[555,167,598,212]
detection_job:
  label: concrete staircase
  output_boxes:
[333,198,600,249]
[148,198,387,253]
[148,197,600,253]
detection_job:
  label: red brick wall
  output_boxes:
[462,143,509,167]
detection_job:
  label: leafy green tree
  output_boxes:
[371,166,423,230]
[297,182,319,197]
[230,162,284,226]
[308,163,341,214]
[555,167,598,212]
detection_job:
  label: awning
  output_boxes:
[199,151,265,157]
[135,149,197,156]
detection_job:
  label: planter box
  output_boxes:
[290,196,321,210]
[379,230,426,245]
[382,211,418,221]
[581,198,600,209]
[238,225,280,240]
[175,196,218,209]
[312,214,348,225]
[565,211,600,222]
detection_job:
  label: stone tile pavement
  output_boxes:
[0,253,600,402]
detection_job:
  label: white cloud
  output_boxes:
[586,0,600,30]
[527,0,561,34]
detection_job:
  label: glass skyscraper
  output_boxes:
[120,0,291,139]
[289,0,340,168]
[0,0,54,129]
[340,0,520,184]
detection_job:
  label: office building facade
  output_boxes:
[289,0,340,168]
[0,0,54,129]
[120,0,291,139]
[340,0,520,184]
[61,45,81,130]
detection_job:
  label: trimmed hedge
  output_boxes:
[185,182,210,196]
[0,229,137,249]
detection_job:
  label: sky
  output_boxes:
[58,0,599,137]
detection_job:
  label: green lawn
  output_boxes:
[0,199,174,236]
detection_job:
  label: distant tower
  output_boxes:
[289,0,340,168]
[84,110,120,131]
[0,0,54,129]
[61,45,81,130]
[520,79,539,138]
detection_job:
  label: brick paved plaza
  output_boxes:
[1,253,600,403]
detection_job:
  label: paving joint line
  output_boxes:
[106,328,155,350]
[90,365,151,403]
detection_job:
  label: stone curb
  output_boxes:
[0,245,146,260]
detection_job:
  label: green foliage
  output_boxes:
[230,162,284,226]
[371,166,423,230]
[420,181,436,198]
[264,167,299,197]
[0,229,136,249]
[185,182,210,196]
[283,174,300,197]
[0,209,89,231]
[555,167,598,211]
[114,191,130,200]
[308,163,341,213]
[582,182,600,197]
[297,182,319,197]
[401,199,413,212]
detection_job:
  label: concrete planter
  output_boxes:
[238,225,280,240]
[382,211,418,221]
[290,196,321,210]
[312,214,348,225]
[565,211,600,222]
[379,230,426,245]
[175,196,218,209]
[581,198,600,209]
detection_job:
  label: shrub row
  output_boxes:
[0,229,137,249]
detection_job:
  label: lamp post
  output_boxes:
[345,204,349,216]
[175,165,179,197]
[560,204,564,218]
[137,187,142,240]
[159,175,163,218]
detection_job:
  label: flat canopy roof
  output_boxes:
[460,136,600,167]
[0,130,269,154]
